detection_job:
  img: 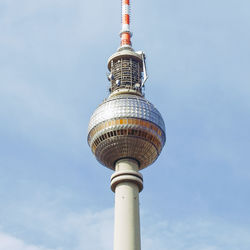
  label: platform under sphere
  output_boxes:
[88,93,166,170]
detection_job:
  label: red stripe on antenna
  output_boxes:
[121,32,131,46]
[123,14,130,24]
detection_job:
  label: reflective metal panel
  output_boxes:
[88,94,165,133]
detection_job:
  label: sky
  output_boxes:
[0,0,250,249]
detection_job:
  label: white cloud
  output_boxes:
[2,208,114,250]
[141,214,250,250]
[61,209,114,250]
[0,232,53,250]
[2,204,250,250]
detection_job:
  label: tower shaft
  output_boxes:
[111,159,143,250]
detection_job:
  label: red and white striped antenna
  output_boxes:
[120,0,132,47]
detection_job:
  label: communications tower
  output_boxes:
[87,1,166,249]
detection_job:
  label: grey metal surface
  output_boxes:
[88,94,165,133]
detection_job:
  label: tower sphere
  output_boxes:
[88,89,166,170]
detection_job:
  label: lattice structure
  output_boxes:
[110,58,142,92]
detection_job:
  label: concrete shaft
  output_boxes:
[110,159,143,250]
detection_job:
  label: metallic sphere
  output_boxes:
[88,92,166,170]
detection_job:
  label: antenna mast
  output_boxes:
[120,0,132,47]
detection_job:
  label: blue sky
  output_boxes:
[0,0,250,249]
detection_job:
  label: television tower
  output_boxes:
[87,1,166,249]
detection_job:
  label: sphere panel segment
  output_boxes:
[89,119,164,147]
[94,136,158,170]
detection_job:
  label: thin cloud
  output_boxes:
[142,214,250,250]
[2,203,250,250]
[0,232,53,250]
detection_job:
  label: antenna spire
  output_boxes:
[120,0,132,47]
